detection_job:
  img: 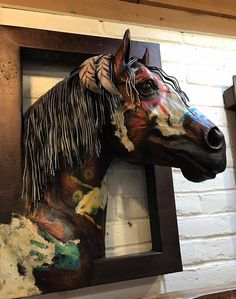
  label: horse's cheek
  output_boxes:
[125,109,147,132]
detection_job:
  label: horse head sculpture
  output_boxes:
[110,30,226,183]
[1,30,226,298]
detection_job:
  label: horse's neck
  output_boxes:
[30,155,111,259]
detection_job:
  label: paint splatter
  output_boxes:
[111,109,135,152]
[0,215,80,298]
[75,176,108,227]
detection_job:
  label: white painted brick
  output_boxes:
[102,22,184,43]
[178,213,236,239]
[180,236,236,265]
[204,236,236,261]
[107,161,146,176]
[183,33,236,50]
[161,62,186,83]
[180,239,206,265]
[160,43,186,63]
[190,106,235,127]
[116,195,149,220]
[164,260,236,292]
[182,45,236,68]
[105,219,151,248]
[219,126,236,147]
[183,84,225,108]
[175,194,201,216]
[106,242,152,257]
[172,168,236,193]
[108,173,147,198]
[200,190,236,214]
[187,65,235,87]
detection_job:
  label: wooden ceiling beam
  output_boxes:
[134,0,236,19]
[1,0,236,37]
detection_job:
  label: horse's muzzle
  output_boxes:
[204,126,224,150]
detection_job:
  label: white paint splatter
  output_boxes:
[111,109,135,152]
[0,215,55,299]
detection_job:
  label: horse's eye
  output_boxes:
[137,80,158,97]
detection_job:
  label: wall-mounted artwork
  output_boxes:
[0,27,226,299]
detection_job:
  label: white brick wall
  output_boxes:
[1,6,236,299]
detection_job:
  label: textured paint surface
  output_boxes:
[0,216,80,298]
[138,67,188,137]
[0,216,54,298]
[112,109,135,152]
[75,176,108,227]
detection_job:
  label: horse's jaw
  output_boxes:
[141,133,226,183]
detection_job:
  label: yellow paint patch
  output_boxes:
[75,176,108,225]
[0,215,55,299]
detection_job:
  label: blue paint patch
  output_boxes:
[180,107,211,128]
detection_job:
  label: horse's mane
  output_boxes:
[23,54,188,211]
[23,54,122,211]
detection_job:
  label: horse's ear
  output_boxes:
[140,48,150,66]
[114,29,131,75]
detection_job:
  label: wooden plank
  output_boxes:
[1,0,236,36]
[139,0,236,19]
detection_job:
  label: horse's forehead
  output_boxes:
[132,64,163,88]
[132,64,154,81]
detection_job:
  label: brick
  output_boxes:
[105,219,151,248]
[106,242,152,257]
[180,239,206,265]
[107,161,146,176]
[182,45,236,68]
[178,213,236,239]
[102,22,183,43]
[175,194,201,216]
[204,236,236,261]
[160,43,186,64]
[116,195,149,220]
[172,168,236,193]
[200,190,236,214]
[186,106,235,127]
[180,236,236,266]
[184,33,236,51]
[161,62,186,83]
[183,84,225,108]
[164,260,236,292]
[108,173,147,198]
[187,65,235,87]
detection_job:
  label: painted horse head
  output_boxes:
[110,30,226,183]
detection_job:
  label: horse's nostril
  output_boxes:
[206,127,224,150]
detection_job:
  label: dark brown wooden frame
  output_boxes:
[223,75,236,112]
[0,25,182,286]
